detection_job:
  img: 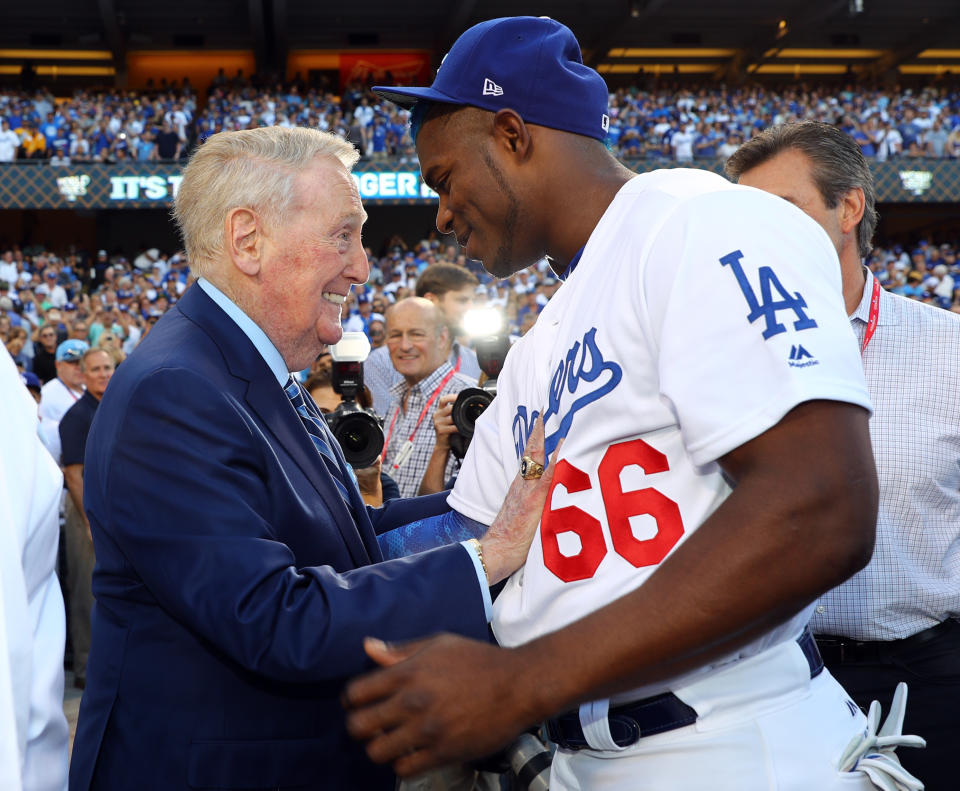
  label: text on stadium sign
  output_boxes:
[351,171,438,200]
[109,175,185,201]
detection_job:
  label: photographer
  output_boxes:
[418,392,459,495]
[382,297,475,498]
[304,366,400,507]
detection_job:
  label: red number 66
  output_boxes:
[540,438,685,582]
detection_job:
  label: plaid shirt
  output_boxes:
[365,341,480,419]
[812,271,960,640]
[382,361,475,498]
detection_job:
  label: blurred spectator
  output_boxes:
[37,339,87,464]
[0,119,20,162]
[96,329,126,368]
[31,325,59,383]
[154,120,182,161]
[20,124,46,159]
[58,347,115,689]
[5,326,29,370]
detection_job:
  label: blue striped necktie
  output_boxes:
[284,376,357,514]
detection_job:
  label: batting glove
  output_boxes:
[838,682,926,791]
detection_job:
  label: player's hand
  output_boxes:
[432,393,459,451]
[344,634,535,777]
[479,414,559,584]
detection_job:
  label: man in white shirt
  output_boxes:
[0,250,19,289]
[0,119,21,162]
[37,340,87,463]
[728,119,959,790]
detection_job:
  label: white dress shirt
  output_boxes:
[812,271,960,640]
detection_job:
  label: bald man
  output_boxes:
[382,297,475,497]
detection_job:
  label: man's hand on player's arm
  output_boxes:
[343,400,878,776]
[417,393,459,495]
[477,413,557,585]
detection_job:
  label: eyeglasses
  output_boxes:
[40,332,56,338]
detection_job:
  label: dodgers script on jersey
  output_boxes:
[448,169,872,702]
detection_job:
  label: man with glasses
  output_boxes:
[33,325,60,383]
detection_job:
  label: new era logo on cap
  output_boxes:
[373,17,611,142]
[483,78,503,97]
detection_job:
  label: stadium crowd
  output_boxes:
[2,76,960,164]
[3,232,959,395]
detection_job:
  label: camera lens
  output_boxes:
[326,408,384,468]
[451,388,494,440]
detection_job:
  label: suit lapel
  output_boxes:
[178,286,373,567]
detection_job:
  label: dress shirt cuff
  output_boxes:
[460,541,493,622]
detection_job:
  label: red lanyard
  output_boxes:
[860,277,881,356]
[384,358,460,469]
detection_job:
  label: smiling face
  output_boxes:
[255,156,369,370]
[416,110,531,278]
[385,298,449,386]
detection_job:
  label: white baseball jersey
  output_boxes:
[449,169,872,702]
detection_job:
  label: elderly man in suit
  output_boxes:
[69,126,552,791]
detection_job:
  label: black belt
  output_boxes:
[545,628,823,751]
[815,618,958,666]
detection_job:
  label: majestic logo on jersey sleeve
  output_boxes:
[788,344,819,368]
[511,327,622,459]
[720,250,818,340]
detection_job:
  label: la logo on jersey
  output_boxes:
[719,249,818,340]
[511,327,623,459]
[482,78,504,97]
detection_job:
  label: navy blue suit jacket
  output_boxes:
[69,285,489,791]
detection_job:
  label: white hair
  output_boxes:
[173,126,360,277]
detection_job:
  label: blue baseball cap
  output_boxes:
[373,17,610,142]
[56,338,89,362]
[20,371,41,391]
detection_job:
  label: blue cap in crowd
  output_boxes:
[373,16,610,142]
[56,339,89,362]
[20,371,41,391]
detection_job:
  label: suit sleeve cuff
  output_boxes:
[460,541,493,622]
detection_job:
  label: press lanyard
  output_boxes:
[860,277,881,356]
[57,378,81,402]
[384,358,461,471]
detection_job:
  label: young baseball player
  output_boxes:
[346,17,923,790]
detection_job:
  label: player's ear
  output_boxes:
[839,187,865,235]
[492,109,531,159]
[225,207,263,276]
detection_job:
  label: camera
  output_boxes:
[449,310,511,460]
[325,332,384,468]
